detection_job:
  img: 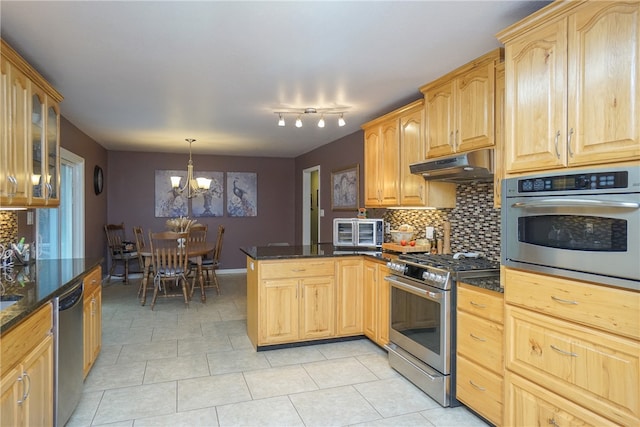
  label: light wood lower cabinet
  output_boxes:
[83,265,102,377]
[335,258,363,336]
[363,258,390,347]
[0,303,54,427]
[504,268,640,426]
[456,283,504,426]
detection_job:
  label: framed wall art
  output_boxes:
[192,171,224,217]
[155,170,188,218]
[227,172,257,217]
[331,164,359,211]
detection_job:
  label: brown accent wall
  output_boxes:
[107,151,295,269]
[294,130,383,244]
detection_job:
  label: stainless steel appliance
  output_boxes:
[410,148,494,183]
[333,218,384,248]
[502,167,640,291]
[55,280,84,427]
[384,253,499,407]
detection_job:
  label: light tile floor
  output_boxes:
[67,273,488,427]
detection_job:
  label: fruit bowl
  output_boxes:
[389,230,415,243]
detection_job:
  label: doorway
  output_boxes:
[302,166,321,245]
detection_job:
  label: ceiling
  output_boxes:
[0,1,550,158]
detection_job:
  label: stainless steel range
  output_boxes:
[384,253,499,407]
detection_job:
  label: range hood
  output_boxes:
[410,148,494,183]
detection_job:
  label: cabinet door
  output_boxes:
[504,18,567,173]
[363,128,382,206]
[0,365,22,426]
[379,121,399,206]
[44,102,60,204]
[567,1,640,166]
[376,264,390,346]
[84,287,102,377]
[260,279,299,344]
[336,259,363,336]
[455,62,495,152]
[494,62,505,208]
[29,89,46,205]
[21,335,53,427]
[300,276,334,339]
[399,108,426,206]
[362,261,377,340]
[425,80,455,158]
[83,293,93,377]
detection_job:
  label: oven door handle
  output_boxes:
[512,199,640,210]
[385,276,443,302]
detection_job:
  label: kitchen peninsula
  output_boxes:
[241,244,392,350]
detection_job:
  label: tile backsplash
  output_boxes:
[0,211,18,248]
[384,182,500,262]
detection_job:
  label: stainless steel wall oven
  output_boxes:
[385,254,499,407]
[502,167,640,291]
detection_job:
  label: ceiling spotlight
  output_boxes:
[278,114,285,127]
[273,107,348,128]
[295,115,303,128]
[317,115,325,128]
[338,113,346,127]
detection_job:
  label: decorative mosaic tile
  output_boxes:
[0,211,18,248]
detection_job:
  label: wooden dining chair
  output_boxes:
[148,231,190,310]
[133,226,153,297]
[104,223,138,283]
[188,224,225,298]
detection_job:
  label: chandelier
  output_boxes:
[170,138,211,199]
[274,107,347,128]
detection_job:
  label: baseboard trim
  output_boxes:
[217,268,247,275]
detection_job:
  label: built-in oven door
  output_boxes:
[503,193,640,289]
[386,275,450,375]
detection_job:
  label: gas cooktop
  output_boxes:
[398,253,500,272]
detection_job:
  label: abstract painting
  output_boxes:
[331,164,359,211]
[227,172,257,217]
[155,170,188,218]
[192,171,224,217]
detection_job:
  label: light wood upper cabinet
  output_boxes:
[421,49,501,158]
[1,39,62,208]
[498,1,640,174]
[493,62,505,208]
[363,100,455,208]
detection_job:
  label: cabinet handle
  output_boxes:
[554,130,561,158]
[567,127,575,157]
[454,129,459,151]
[469,380,486,391]
[548,418,559,427]
[449,131,454,147]
[291,269,306,272]
[469,333,486,342]
[469,301,486,309]
[551,296,578,305]
[8,176,17,196]
[550,344,578,357]
[17,372,31,404]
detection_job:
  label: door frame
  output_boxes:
[302,165,321,245]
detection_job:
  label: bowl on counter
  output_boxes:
[389,230,415,243]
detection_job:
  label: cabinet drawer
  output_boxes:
[458,283,503,323]
[506,306,639,426]
[457,356,502,426]
[457,311,503,374]
[505,268,639,340]
[83,266,102,300]
[0,302,52,372]
[260,259,334,279]
[505,371,616,427]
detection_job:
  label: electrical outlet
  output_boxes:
[385,223,391,233]
[426,226,434,239]
[26,211,34,225]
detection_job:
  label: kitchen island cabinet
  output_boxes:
[497,1,640,174]
[83,265,102,377]
[0,302,54,427]
[503,268,640,426]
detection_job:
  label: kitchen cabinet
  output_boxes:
[0,303,54,427]
[456,283,503,426]
[83,265,102,378]
[363,258,390,347]
[493,62,505,208]
[0,39,62,207]
[362,100,455,208]
[498,1,640,174]
[503,268,640,426]
[420,49,502,158]
[248,258,335,346]
[335,257,363,336]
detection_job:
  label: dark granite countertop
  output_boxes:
[0,258,103,333]
[240,244,392,263]
[459,275,503,293]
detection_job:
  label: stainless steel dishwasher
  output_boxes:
[54,280,84,427]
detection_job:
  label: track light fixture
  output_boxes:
[274,106,348,128]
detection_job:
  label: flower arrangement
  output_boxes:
[166,216,196,232]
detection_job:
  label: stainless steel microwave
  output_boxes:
[333,218,384,248]
[501,167,640,291]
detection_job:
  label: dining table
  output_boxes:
[139,241,215,306]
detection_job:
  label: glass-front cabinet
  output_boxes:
[1,38,62,208]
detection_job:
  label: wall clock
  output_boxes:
[94,165,104,195]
